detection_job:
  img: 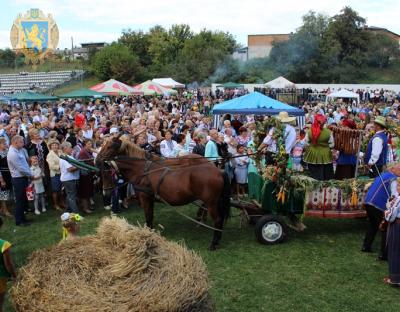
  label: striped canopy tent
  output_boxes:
[133,80,178,96]
[90,79,137,96]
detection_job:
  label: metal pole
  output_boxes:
[354,131,363,179]
[373,164,390,197]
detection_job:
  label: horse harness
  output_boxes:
[106,159,171,199]
[104,157,224,233]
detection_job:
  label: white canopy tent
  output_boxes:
[325,89,360,104]
[152,78,185,89]
[265,76,295,89]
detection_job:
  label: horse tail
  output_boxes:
[218,171,231,224]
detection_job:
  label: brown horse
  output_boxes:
[95,137,231,250]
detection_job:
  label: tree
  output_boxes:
[325,6,369,66]
[91,44,142,83]
[0,49,17,68]
[269,11,330,82]
[366,33,400,68]
[176,30,237,82]
[119,29,152,68]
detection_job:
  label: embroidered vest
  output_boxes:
[364,131,388,166]
[365,172,396,212]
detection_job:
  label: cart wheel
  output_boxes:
[255,215,287,245]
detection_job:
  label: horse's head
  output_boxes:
[96,137,123,165]
[96,137,124,197]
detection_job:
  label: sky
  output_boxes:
[1,0,399,50]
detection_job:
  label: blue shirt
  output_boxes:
[7,146,32,178]
[205,140,219,161]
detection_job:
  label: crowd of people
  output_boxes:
[0,86,398,308]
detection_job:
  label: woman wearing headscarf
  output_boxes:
[303,114,334,181]
[334,118,358,180]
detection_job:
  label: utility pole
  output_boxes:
[71,37,74,61]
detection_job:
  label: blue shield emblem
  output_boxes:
[21,21,48,53]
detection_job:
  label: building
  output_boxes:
[232,47,248,62]
[55,42,107,60]
[365,26,400,45]
[247,34,290,59]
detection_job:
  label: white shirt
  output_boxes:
[262,128,277,153]
[284,124,297,154]
[60,156,80,182]
[173,144,189,157]
[83,129,93,139]
[160,139,178,158]
[368,130,385,165]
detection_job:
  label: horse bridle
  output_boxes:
[100,160,123,192]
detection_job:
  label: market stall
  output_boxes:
[152,78,185,89]
[325,89,360,104]
[60,88,105,99]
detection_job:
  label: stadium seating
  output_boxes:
[0,70,85,94]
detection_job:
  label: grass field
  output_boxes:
[53,76,102,96]
[1,198,399,312]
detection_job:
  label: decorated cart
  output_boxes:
[238,172,372,245]
[231,116,375,245]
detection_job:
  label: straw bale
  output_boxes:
[12,217,212,312]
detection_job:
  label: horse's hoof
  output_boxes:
[208,244,217,251]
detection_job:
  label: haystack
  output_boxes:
[12,217,212,312]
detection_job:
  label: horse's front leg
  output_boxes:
[207,204,223,251]
[139,193,154,228]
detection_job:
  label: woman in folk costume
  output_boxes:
[303,114,334,181]
[334,118,358,180]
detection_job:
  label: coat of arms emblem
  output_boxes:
[10,8,59,65]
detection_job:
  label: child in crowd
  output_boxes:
[234,145,249,198]
[60,212,82,241]
[30,156,46,215]
[0,217,17,311]
[291,129,306,172]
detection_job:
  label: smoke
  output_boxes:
[205,56,277,85]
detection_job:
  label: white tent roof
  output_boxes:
[265,76,295,89]
[325,89,360,103]
[152,78,185,88]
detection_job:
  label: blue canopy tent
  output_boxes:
[212,92,305,128]
[212,92,304,116]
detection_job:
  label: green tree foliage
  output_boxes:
[116,25,236,82]
[270,11,330,82]
[176,30,237,82]
[366,33,400,68]
[91,43,142,83]
[0,49,17,67]
[269,6,400,83]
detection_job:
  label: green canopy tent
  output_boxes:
[60,88,105,99]
[12,92,58,102]
[216,82,244,89]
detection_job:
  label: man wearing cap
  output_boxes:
[364,116,388,178]
[361,164,400,260]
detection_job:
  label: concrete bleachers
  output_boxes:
[0,70,85,94]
